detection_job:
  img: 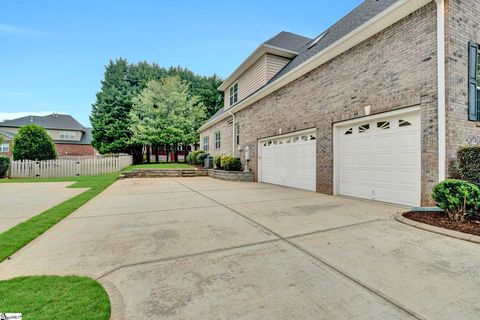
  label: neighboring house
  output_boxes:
[199,0,480,207]
[0,113,96,157]
[0,130,14,157]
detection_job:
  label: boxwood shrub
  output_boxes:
[220,156,241,171]
[186,150,204,164]
[458,145,480,185]
[0,156,10,178]
[432,179,480,221]
[195,152,209,165]
[214,155,223,169]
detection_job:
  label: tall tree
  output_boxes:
[90,59,133,154]
[129,77,206,155]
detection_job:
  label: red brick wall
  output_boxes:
[55,144,96,156]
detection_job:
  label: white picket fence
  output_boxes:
[9,155,133,178]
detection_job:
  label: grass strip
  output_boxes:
[0,275,110,320]
[0,173,118,262]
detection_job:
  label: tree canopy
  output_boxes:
[12,125,57,161]
[90,59,223,155]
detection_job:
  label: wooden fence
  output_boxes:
[8,155,133,178]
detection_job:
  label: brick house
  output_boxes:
[199,0,480,207]
[0,113,96,157]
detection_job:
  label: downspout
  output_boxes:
[436,0,446,182]
[228,110,235,156]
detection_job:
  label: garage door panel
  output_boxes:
[337,111,421,207]
[259,131,316,192]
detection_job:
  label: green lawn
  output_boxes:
[0,174,117,319]
[0,276,110,320]
[0,173,118,262]
[124,162,195,171]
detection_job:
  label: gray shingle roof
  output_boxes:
[0,130,14,140]
[0,113,85,131]
[264,31,311,53]
[269,0,399,83]
[202,0,400,127]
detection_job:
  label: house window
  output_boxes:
[229,83,238,106]
[235,123,240,146]
[215,131,221,150]
[468,42,480,121]
[203,136,209,151]
[0,143,9,152]
[59,131,76,140]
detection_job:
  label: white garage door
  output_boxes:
[337,111,421,206]
[259,130,317,191]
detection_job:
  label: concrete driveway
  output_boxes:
[0,182,86,232]
[0,177,479,319]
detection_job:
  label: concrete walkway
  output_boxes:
[0,182,86,232]
[1,177,479,319]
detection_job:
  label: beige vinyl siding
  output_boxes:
[266,54,291,81]
[225,54,292,110]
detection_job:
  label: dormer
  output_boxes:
[219,32,311,110]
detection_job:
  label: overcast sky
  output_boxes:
[0,0,363,126]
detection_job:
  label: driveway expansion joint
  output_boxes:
[172,178,425,320]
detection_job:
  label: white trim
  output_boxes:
[333,106,421,196]
[228,110,235,156]
[436,0,446,182]
[200,0,431,131]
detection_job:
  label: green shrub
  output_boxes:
[432,179,480,222]
[0,156,10,178]
[220,156,241,171]
[195,152,209,165]
[12,125,57,161]
[186,153,192,164]
[186,150,203,164]
[458,145,480,185]
[214,155,223,169]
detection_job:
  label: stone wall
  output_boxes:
[208,170,254,182]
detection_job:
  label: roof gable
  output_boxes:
[0,114,85,131]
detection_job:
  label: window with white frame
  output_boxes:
[59,131,76,140]
[235,122,240,146]
[0,143,9,152]
[215,131,221,149]
[203,136,209,151]
[229,83,238,106]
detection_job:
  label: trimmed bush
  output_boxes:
[186,150,203,164]
[0,156,10,178]
[214,155,223,169]
[195,152,209,165]
[432,179,480,222]
[220,156,241,171]
[12,125,57,161]
[458,145,480,185]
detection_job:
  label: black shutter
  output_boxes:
[468,42,479,121]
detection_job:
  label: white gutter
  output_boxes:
[436,0,446,182]
[228,110,235,156]
[200,0,431,132]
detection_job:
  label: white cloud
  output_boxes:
[0,111,56,122]
[0,24,48,37]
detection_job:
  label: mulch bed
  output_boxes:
[403,211,480,237]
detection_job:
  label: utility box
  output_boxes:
[204,156,214,169]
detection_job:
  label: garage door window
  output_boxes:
[399,119,412,127]
[377,121,390,129]
[359,124,370,133]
